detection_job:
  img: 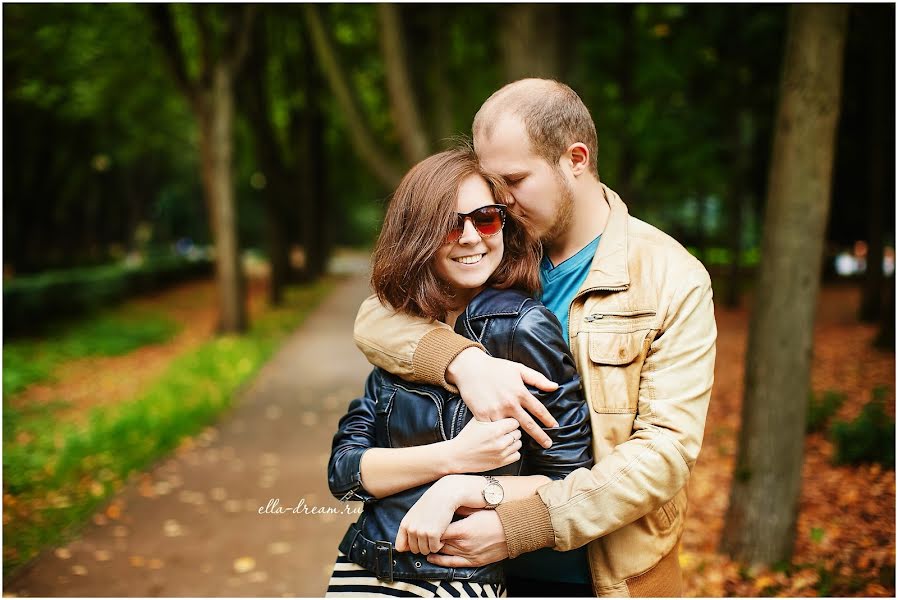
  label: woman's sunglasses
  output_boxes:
[446,205,507,243]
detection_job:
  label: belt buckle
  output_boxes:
[375,540,394,583]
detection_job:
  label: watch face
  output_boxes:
[484,483,503,505]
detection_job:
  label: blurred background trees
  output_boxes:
[6,4,891,330]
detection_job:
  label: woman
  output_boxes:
[326,146,592,597]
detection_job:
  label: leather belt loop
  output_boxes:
[375,540,394,583]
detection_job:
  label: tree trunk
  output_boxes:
[198,65,247,333]
[721,4,848,565]
[425,6,454,146]
[874,277,895,350]
[264,191,290,306]
[241,20,290,306]
[378,4,430,163]
[859,15,888,322]
[149,5,255,334]
[725,111,756,308]
[302,4,404,188]
[297,42,329,282]
[500,4,561,81]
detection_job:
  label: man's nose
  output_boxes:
[457,219,481,244]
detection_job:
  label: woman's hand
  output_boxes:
[446,418,522,473]
[395,475,482,555]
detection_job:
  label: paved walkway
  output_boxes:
[6,267,375,597]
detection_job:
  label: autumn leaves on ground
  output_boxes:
[682,284,895,597]
[3,275,895,597]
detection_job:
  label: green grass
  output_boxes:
[2,278,335,575]
[829,387,895,468]
[806,390,846,434]
[3,312,180,396]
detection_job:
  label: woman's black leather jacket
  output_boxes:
[328,287,593,584]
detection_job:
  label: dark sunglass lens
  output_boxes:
[472,207,503,235]
[445,226,463,243]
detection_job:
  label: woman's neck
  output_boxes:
[444,286,484,327]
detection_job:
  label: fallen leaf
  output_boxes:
[233,556,256,574]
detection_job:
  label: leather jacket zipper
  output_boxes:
[393,382,447,440]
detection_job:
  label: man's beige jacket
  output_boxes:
[353,184,717,597]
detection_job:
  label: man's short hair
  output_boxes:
[473,79,599,177]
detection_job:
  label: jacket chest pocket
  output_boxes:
[388,384,447,447]
[576,311,656,414]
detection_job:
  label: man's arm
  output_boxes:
[354,294,561,446]
[497,268,717,556]
[427,268,717,566]
[354,294,481,392]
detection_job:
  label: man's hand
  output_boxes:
[446,348,559,448]
[425,509,509,568]
[395,477,463,556]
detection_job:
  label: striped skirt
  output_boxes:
[326,552,507,598]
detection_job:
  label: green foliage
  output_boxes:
[3,256,212,337]
[829,388,895,468]
[806,389,847,434]
[2,278,335,574]
[3,312,179,397]
[4,4,199,271]
[810,527,825,544]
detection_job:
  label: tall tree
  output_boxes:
[378,4,429,164]
[500,4,562,81]
[241,13,293,305]
[302,4,404,189]
[149,5,257,333]
[858,8,894,323]
[721,4,849,564]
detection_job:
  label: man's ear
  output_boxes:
[565,143,590,176]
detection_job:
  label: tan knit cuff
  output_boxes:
[496,494,555,558]
[412,328,484,393]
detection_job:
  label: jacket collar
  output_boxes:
[463,286,530,321]
[582,183,630,291]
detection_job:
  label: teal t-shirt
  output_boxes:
[504,234,601,584]
[539,234,603,345]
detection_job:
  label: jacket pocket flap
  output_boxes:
[588,331,648,365]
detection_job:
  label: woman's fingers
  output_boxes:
[395,527,408,553]
[407,531,421,556]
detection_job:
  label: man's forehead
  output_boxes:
[474,117,533,171]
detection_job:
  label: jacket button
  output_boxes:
[619,347,627,358]
[393,560,397,566]
[415,561,422,568]
[361,549,366,556]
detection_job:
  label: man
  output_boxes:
[353,79,717,597]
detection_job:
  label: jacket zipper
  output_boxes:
[584,309,656,323]
[567,284,629,343]
[339,487,359,502]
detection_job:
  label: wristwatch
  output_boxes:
[481,475,504,509]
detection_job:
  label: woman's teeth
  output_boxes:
[453,254,484,265]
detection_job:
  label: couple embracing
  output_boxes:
[326,79,717,598]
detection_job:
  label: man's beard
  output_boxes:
[541,168,575,245]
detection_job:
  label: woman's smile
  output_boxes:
[452,253,486,265]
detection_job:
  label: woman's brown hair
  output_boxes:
[371,145,542,321]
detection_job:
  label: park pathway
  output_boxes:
[6,260,375,597]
